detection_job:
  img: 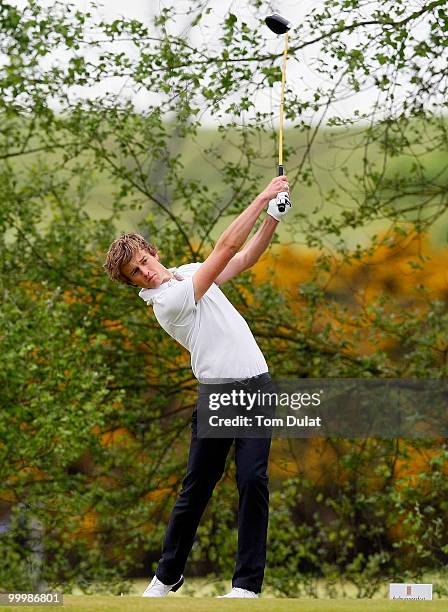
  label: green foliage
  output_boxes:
[0,0,447,596]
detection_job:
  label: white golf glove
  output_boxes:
[267,191,292,221]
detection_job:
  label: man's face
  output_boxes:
[121,248,170,289]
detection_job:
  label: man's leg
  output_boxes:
[232,434,272,593]
[155,406,233,584]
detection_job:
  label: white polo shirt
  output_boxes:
[139,262,268,383]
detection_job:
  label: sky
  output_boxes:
[82,0,373,123]
[9,0,420,125]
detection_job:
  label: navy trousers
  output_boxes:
[155,374,273,593]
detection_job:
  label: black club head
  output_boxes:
[265,13,291,35]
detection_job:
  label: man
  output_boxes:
[104,175,291,598]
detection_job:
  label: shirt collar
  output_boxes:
[138,267,178,305]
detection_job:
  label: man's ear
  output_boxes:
[155,252,160,261]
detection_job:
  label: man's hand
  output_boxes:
[261,175,289,201]
[263,176,291,221]
[267,191,292,221]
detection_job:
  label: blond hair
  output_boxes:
[104,233,158,285]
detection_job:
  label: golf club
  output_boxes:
[265,13,291,177]
[265,13,292,211]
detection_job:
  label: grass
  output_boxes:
[2,576,446,611]
[1,596,445,611]
[1,577,446,611]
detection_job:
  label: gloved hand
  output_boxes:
[267,191,292,221]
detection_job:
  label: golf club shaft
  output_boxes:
[278,32,289,176]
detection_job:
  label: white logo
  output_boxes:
[389,583,432,600]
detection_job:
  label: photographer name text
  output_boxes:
[208,415,322,428]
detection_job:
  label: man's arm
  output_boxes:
[193,175,288,302]
[214,215,278,285]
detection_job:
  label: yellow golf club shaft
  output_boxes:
[278,31,289,176]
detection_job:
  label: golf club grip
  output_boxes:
[278,164,284,176]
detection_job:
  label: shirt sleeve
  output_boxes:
[153,277,196,327]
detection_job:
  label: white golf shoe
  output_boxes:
[217,587,259,598]
[141,574,184,597]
